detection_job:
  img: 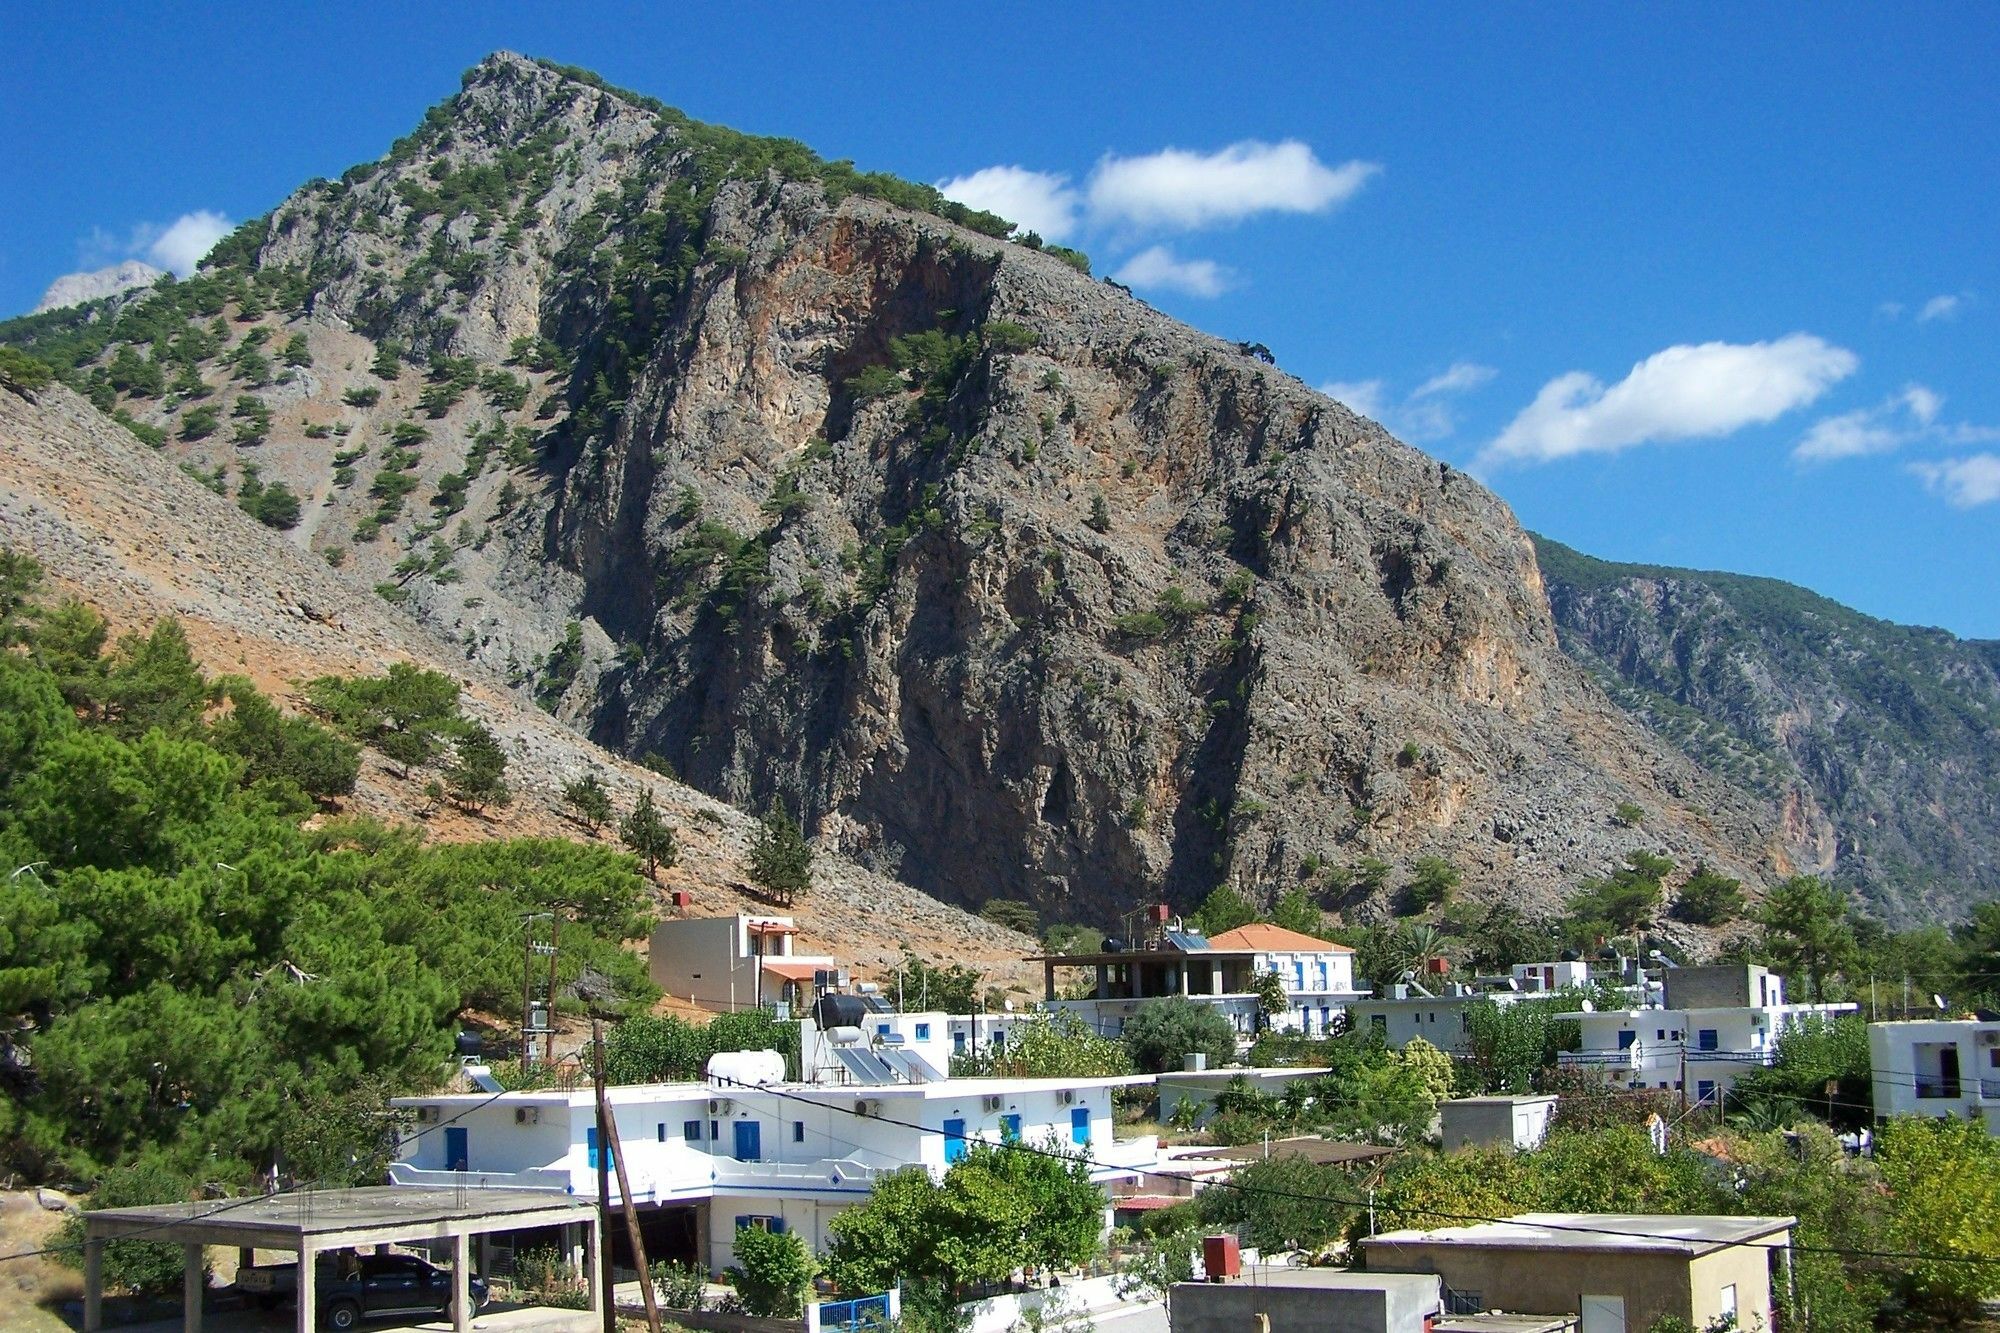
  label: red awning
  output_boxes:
[762,960,824,982]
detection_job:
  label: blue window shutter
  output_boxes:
[684,1120,701,1142]
[916,1023,931,1040]
[735,1215,750,1232]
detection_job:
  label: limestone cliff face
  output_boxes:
[43,54,1778,922]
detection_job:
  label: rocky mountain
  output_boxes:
[1,53,1782,927]
[31,258,164,314]
[0,380,1041,990]
[1535,537,2000,924]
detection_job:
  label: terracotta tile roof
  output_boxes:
[1203,923,1352,953]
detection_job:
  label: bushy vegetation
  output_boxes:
[0,552,655,1188]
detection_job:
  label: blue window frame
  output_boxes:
[734,1215,786,1235]
[1000,1113,1022,1142]
[877,1023,891,1036]
[683,1120,702,1142]
[586,1127,612,1170]
[711,1120,720,1141]
[1071,1107,1091,1146]
[1292,962,1305,989]
[915,1022,931,1040]
[1618,1029,1637,1050]
[944,1118,967,1163]
[656,1123,666,1143]
[1698,1029,1719,1052]
[954,1032,967,1054]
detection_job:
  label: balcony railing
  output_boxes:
[1916,1077,1963,1100]
[387,1163,572,1191]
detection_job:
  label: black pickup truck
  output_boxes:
[236,1251,489,1329]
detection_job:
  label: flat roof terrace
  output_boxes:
[82,1186,600,1333]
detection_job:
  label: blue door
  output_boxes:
[733,1120,762,1162]
[944,1118,967,1163]
[444,1127,468,1172]
[1071,1107,1091,1146]
[586,1127,613,1170]
[1000,1113,1022,1141]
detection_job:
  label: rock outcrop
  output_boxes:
[31,259,164,314]
[2,54,1784,926]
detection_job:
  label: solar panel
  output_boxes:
[1165,929,1210,951]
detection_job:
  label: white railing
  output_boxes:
[386,1164,572,1191]
[708,1154,898,1191]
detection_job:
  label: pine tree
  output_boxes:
[748,804,812,905]
[620,787,677,878]
[563,771,614,832]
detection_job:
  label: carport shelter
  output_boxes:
[81,1185,601,1333]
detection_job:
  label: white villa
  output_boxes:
[1035,919,1368,1039]
[391,1050,1157,1272]
[1868,1018,2000,1132]
[648,913,834,1013]
[1558,964,1853,1104]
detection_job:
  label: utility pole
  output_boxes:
[544,915,563,1066]
[593,1023,662,1333]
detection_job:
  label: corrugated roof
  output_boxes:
[1204,923,1352,953]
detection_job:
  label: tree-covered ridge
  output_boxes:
[1532,534,2000,922]
[0,551,656,1185]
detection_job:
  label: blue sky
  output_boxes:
[7,6,1997,634]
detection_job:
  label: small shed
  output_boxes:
[1439,1095,1558,1152]
[80,1184,600,1333]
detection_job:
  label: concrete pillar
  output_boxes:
[184,1243,205,1332]
[295,1242,316,1333]
[566,1221,585,1272]
[586,1213,605,1317]
[83,1236,104,1333]
[452,1232,472,1333]
[1094,964,1107,999]
[1044,960,1057,1001]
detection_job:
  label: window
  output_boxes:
[915,1022,931,1040]
[734,1215,785,1234]
[711,1120,720,1141]
[1071,1107,1091,1146]
[1656,1028,1667,1041]
[954,1032,967,1054]
[657,1123,667,1143]
[944,1118,967,1164]
[1698,1029,1719,1052]
[586,1127,613,1170]
[1370,1015,1387,1033]
[1719,1284,1737,1320]
[1697,1080,1717,1104]
[683,1120,703,1142]
[793,1121,805,1143]
[1618,1029,1637,1050]
[877,1023,891,1036]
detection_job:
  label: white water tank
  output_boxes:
[706,1049,786,1087]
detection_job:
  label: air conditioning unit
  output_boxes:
[854,1099,881,1117]
[981,1095,1003,1113]
[514,1107,540,1126]
[708,1098,732,1115]
[1057,1090,1076,1107]
[1978,1030,2000,1047]
[415,1106,441,1124]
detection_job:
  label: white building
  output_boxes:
[1348,960,1604,1056]
[390,1064,1159,1272]
[1438,1095,1558,1152]
[1558,964,1853,1104]
[648,914,834,1013]
[1868,1018,2000,1132]
[1037,920,1368,1039]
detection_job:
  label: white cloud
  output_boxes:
[72,208,232,281]
[1112,245,1233,298]
[1087,140,1379,231]
[937,166,1079,242]
[1477,334,1857,470]
[146,210,232,275]
[1321,361,1497,442]
[1910,454,2000,507]
[1322,378,1390,420]
[1917,293,1964,323]
[1794,385,1943,462]
[1412,361,1497,400]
